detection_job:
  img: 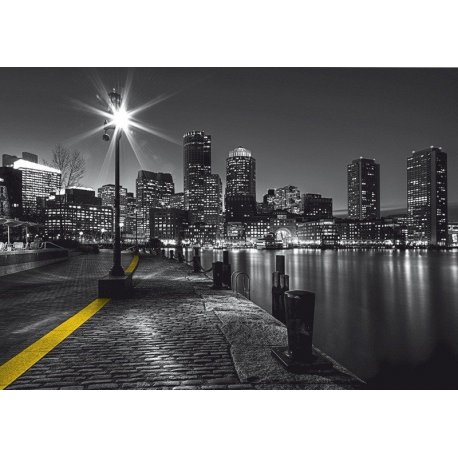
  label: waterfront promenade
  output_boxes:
[0,252,362,389]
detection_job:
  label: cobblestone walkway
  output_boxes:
[0,251,131,366]
[7,256,246,390]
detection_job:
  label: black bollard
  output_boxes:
[271,271,283,322]
[170,249,174,260]
[222,250,231,288]
[193,247,201,273]
[212,261,223,289]
[271,290,316,372]
[177,246,184,263]
[275,255,285,275]
[161,249,165,258]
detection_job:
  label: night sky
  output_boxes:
[0,68,457,214]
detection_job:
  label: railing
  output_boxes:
[43,241,66,250]
[231,271,251,300]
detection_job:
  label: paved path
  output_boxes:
[0,252,131,366]
[4,255,362,389]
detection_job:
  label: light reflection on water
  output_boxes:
[195,248,458,381]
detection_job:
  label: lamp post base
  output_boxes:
[98,273,132,299]
[109,265,125,277]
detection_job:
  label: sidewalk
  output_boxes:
[6,256,362,389]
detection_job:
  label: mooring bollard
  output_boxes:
[212,261,223,289]
[271,290,316,372]
[222,250,231,288]
[177,246,184,263]
[193,247,201,273]
[169,249,174,260]
[276,254,285,275]
[277,273,289,324]
[272,271,282,321]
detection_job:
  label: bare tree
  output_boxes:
[45,144,86,189]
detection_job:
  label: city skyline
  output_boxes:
[1,68,458,214]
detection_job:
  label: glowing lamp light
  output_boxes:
[112,106,130,131]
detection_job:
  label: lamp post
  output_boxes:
[98,88,134,299]
[135,208,138,249]
[103,89,125,277]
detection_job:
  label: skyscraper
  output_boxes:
[347,157,380,220]
[13,159,61,218]
[136,170,174,237]
[407,146,448,246]
[225,147,256,220]
[204,173,223,225]
[183,131,211,221]
[97,184,128,228]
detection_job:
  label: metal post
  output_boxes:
[110,128,124,277]
[135,210,138,249]
[212,261,223,289]
[193,247,201,273]
[284,290,315,362]
[272,271,282,322]
[222,250,231,288]
[276,255,285,275]
[271,290,317,372]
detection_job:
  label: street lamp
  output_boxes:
[102,89,129,277]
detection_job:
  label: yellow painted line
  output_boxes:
[0,298,110,390]
[125,254,139,274]
[0,254,140,390]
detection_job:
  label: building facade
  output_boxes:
[13,159,61,219]
[150,208,189,244]
[407,147,448,246]
[136,170,174,238]
[183,131,211,220]
[0,167,22,219]
[44,188,113,239]
[347,157,380,220]
[225,147,256,220]
[302,193,333,220]
[448,222,458,247]
[274,185,302,214]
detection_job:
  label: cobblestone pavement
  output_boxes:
[5,255,361,390]
[0,251,132,365]
[6,256,247,390]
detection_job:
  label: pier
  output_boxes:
[0,252,361,389]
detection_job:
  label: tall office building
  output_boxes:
[97,184,128,229]
[302,193,333,220]
[407,146,448,246]
[136,170,174,209]
[274,185,302,214]
[13,159,61,218]
[347,157,380,220]
[204,174,223,224]
[136,170,174,237]
[183,131,211,220]
[225,147,256,220]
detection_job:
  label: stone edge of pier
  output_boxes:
[180,263,364,389]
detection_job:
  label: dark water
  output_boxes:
[197,248,458,385]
